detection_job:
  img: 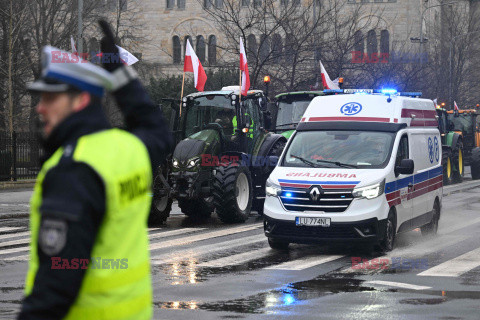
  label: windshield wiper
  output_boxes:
[316,159,358,168]
[276,123,298,128]
[290,154,323,168]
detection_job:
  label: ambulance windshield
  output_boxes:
[282,131,395,169]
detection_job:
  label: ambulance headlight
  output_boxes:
[266,179,281,197]
[353,179,385,199]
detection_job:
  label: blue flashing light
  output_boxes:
[283,293,296,306]
[285,192,293,198]
[341,195,345,198]
[381,89,397,94]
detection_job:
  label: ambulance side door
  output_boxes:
[394,133,414,231]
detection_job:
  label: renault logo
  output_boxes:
[309,186,322,201]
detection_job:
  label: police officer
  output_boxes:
[18,21,172,319]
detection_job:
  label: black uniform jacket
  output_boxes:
[18,80,173,319]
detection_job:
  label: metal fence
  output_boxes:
[0,131,43,181]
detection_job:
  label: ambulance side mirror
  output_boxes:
[395,159,414,176]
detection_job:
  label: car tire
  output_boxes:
[377,210,396,253]
[213,162,253,223]
[268,238,289,250]
[421,201,440,236]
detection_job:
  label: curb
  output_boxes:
[0,180,36,190]
[443,179,480,196]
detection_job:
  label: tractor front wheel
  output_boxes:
[471,147,480,180]
[452,142,464,183]
[213,162,253,223]
[442,150,453,185]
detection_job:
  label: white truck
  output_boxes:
[264,89,442,252]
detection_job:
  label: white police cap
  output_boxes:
[27,46,117,97]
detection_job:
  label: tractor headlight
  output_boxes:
[266,179,281,197]
[172,159,180,168]
[352,179,385,200]
[187,157,200,168]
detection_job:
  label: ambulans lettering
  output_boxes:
[285,172,357,178]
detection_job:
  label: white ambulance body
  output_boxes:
[264,90,442,251]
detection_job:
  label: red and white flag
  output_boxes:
[184,39,207,91]
[320,60,340,90]
[71,36,77,55]
[239,37,250,96]
[454,101,459,111]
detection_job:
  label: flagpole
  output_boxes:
[179,71,185,117]
[239,68,242,104]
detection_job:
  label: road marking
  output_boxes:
[0,227,24,233]
[342,235,467,273]
[365,280,431,291]
[149,224,262,251]
[0,237,30,248]
[197,247,272,268]
[0,246,30,256]
[0,231,30,241]
[148,228,205,240]
[265,255,344,271]
[151,234,266,265]
[4,254,29,261]
[418,247,480,277]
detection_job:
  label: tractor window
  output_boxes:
[448,114,473,134]
[184,95,235,137]
[243,98,260,132]
[276,99,312,129]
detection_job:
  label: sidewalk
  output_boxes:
[0,179,36,190]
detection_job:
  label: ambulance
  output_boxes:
[264,89,442,252]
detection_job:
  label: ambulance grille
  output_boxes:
[279,187,353,213]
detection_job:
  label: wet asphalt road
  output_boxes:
[1,170,480,319]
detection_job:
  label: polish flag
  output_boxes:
[184,39,207,91]
[454,101,460,111]
[320,60,340,90]
[71,36,77,55]
[239,37,250,96]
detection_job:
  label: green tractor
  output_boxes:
[271,91,324,139]
[436,107,464,184]
[149,86,287,224]
[446,109,480,180]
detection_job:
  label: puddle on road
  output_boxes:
[155,275,376,314]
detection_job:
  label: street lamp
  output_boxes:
[419,1,458,64]
[449,30,480,108]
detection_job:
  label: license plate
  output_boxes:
[295,217,331,227]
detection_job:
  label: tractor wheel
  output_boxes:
[471,148,480,180]
[254,140,286,216]
[178,197,214,219]
[452,142,464,183]
[148,172,173,226]
[213,162,253,223]
[442,150,453,185]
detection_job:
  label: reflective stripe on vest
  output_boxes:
[232,113,254,138]
[25,129,153,320]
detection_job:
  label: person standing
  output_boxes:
[18,21,172,319]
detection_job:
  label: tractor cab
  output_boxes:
[447,109,480,161]
[273,91,324,139]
